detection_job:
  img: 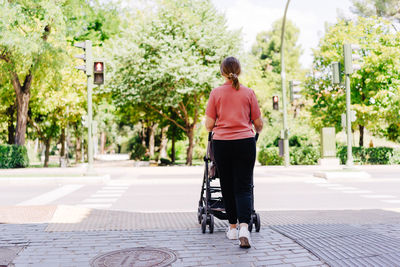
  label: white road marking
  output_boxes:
[97,190,125,194]
[91,194,123,198]
[77,182,130,209]
[17,185,83,206]
[362,195,396,199]
[78,204,112,209]
[315,184,342,187]
[341,190,372,194]
[102,186,129,189]
[381,199,400,204]
[304,180,327,184]
[329,187,357,190]
[83,198,118,203]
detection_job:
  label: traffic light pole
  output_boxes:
[280,0,291,167]
[345,73,353,168]
[87,75,94,173]
[74,40,94,174]
[343,44,354,168]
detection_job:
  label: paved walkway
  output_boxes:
[3,206,400,266]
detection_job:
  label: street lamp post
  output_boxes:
[280,0,291,167]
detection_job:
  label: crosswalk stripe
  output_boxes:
[83,198,118,203]
[17,185,83,206]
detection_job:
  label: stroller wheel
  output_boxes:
[197,207,204,224]
[209,214,214,234]
[255,213,261,232]
[201,214,207,233]
[248,216,253,232]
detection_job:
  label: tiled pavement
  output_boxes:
[3,207,400,266]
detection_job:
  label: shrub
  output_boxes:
[129,143,147,160]
[337,146,394,165]
[290,146,320,165]
[258,147,283,165]
[258,145,320,166]
[389,148,400,164]
[160,158,172,165]
[0,144,29,168]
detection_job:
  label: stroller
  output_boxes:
[197,132,261,233]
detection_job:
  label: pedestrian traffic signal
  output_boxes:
[272,95,279,110]
[74,40,93,75]
[343,44,362,75]
[93,61,105,85]
[289,81,301,103]
[331,62,341,85]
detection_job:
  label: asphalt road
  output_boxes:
[1,165,400,213]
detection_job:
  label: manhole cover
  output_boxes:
[90,247,177,267]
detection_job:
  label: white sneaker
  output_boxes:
[238,227,251,248]
[226,227,238,240]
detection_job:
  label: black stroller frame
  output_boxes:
[197,132,261,233]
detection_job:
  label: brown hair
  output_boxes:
[220,57,241,90]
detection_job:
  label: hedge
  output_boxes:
[0,144,29,168]
[337,146,396,165]
[258,145,320,165]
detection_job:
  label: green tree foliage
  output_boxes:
[247,18,305,147]
[109,0,241,165]
[0,0,66,145]
[251,19,303,78]
[305,17,400,145]
[28,51,86,167]
[0,0,121,148]
[350,0,400,23]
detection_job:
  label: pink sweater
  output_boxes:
[206,81,261,140]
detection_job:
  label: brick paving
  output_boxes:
[3,207,400,266]
[1,223,325,267]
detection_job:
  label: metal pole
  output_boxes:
[87,75,94,173]
[345,74,353,167]
[280,0,291,167]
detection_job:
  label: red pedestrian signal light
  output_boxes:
[272,95,279,110]
[95,62,103,72]
[93,61,105,85]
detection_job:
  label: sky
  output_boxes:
[210,0,355,68]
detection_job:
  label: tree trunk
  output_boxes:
[76,136,82,163]
[171,134,176,163]
[159,126,169,159]
[100,132,106,154]
[44,138,51,168]
[6,104,15,145]
[60,128,66,157]
[149,123,157,158]
[186,126,195,166]
[359,125,364,147]
[14,85,31,146]
[141,122,146,147]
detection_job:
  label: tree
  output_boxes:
[305,17,400,145]
[0,0,121,147]
[28,52,86,167]
[0,1,66,146]
[109,0,241,165]
[350,0,400,24]
[251,19,303,78]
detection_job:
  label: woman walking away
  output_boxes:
[205,57,263,248]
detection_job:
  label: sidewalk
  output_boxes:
[3,205,400,266]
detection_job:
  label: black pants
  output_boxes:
[212,137,256,224]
